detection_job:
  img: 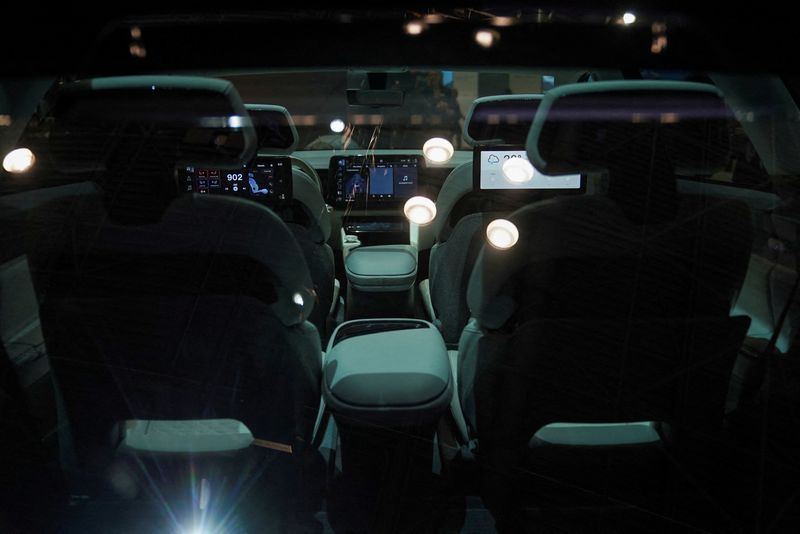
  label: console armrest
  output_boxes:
[344,245,417,293]
[323,319,452,426]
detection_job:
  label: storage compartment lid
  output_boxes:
[344,245,417,292]
[323,319,452,425]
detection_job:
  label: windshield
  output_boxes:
[222,69,596,152]
[2,7,800,534]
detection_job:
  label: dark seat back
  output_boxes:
[26,77,322,485]
[459,81,754,527]
[246,104,335,339]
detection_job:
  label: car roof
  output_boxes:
[0,4,793,77]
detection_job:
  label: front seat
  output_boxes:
[456,81,754,531]
[418,94,544,345]
[25,77,323,516]
[246,104,337,339]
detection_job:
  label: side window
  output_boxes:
[708,120,772,190]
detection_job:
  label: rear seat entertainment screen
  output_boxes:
[474,145,583,192]
[329,155,419,205]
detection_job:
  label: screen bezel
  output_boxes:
[472,144,586,195]
[327,154,423,207]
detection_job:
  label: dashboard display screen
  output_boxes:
[329,155,419,204]
[474,145,583,192]
[178,156,292,203]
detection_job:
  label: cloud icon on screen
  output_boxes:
[487,154,500,164]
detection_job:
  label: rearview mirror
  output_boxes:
[346,89,404,107]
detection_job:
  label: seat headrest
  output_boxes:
[48,76,256,171]
[526,81,732,176]
[463,94,543,147]
[245,104,299,154]
[292,169,331,242]
[527,81,733,224]
[43,76,256,224]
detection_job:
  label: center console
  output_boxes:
[341,215,409,246]
[330,154,421,246]
[322,157,450,526]
[323,319,452,426]
[321,319,452,530]
[343,244,417,319]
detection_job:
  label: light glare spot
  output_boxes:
[422,137,454,163]
[486,219,519,250]
[405,21,425,35]
[403,196,437,225]
[651,35,668,54]
[228,115,243,128]
[491,16,515,27]
[475,29,499,48]
[330,118,345,133]
[129,44,147,58]
[293,292,304,307]
[3,148,35,174]
[502,157,534,184]
[622,12,637,25]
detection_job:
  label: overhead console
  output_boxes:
[177,156,293,205]
[328,154,420,206]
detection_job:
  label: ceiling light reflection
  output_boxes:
[404,21,426,35]
[404,196,437,226]
[486,219,519,250]
[502,157,534,184]
[330,118,345,133]
[422,137,454,164]
[3,148,35,174]
[475,29,500,48]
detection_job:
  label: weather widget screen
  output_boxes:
[476,147,582,191]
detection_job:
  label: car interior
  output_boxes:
[2,6,800,534]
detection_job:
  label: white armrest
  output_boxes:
[531,421,662,447]
[122,419,253,453]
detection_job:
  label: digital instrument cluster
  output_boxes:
[178,156,293,203]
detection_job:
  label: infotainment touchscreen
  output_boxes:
[178,156,292,203]
[329,155,419,204]
[473,145,584,193]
